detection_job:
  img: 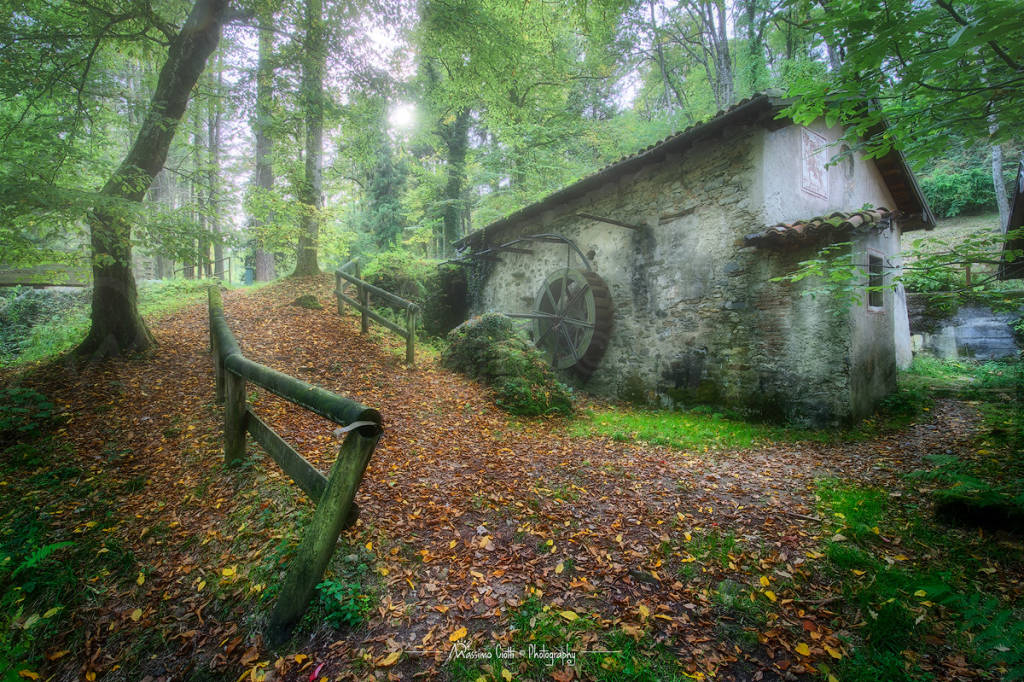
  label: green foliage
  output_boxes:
[815,479,887,541]
[782,0,1024,167]
[290,294,323,310]
[442,314,572,416]
[570,406,831,451]
[0,278,214,368]
[316,579,374,628]
[360,250,468,337]
[0,388,54,446]
[812,469,1024,681]
[920,166,1007,218]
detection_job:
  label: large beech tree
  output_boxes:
[78,0,230,357]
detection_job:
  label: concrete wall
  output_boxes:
[470,119,902,425]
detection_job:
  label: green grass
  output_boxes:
[569,406,835,452]
[812,475,1024,681]
[445,596,692,681]
[1,278,237,367]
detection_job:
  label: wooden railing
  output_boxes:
[174,256,233,282]
[334,258,418,365]
[207,286,382,643]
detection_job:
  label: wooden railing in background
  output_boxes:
[207,286,382,643]
[334,258,418,365]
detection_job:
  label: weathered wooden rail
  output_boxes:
[334,258,419,365]
[207,286,382,643]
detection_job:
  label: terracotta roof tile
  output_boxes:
[744,208,893,248]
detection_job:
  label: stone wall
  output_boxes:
[469,119,902,425]
[908,292,1023,360]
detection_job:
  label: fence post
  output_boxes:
[356,262,369,334]
[335,270,344,316]
[224,369,247,464]
[267,426,381,644]
[406,306,416,365]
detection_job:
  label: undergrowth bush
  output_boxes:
[0,388,54,446]
[360,250,467,337]
[442,314,572,416]
[919,167,1004,218]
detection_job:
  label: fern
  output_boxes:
[10,541,73,580]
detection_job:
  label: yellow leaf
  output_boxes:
[17,672,40,680]
[130,608,142,622]
[42,607,60,618]
[637,604,650,620]
[759,576,770,587]
[914,590,927,598]
[294,654,307,664]
[449,627,467,642]
[378,567,389,576]
[377,651,401,667]
[501,669,513,681]
[851,569,865,576]
[559,610,578,621]
[555,562,564,575]
[137,572,145,586]
[449,540,457,548]
[795,642,811,656]
[365,542,373,551]
[683,531,692,542]
[764,590,777,602]
[894,554,909,561]
[85,674,96,682]
[222,566,236,577]
[197,580,206,592]
[824,644,843,660]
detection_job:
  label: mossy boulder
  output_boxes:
[442,313,572,416]
[290,294,323,310]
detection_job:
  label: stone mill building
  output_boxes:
[453,92,935,425]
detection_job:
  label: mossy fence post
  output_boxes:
[207,285,383,644]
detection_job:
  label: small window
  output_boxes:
[868,254,884,308]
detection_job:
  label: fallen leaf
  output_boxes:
[130,608,142,622]
[559,610,578,621]
[795,642,811,656]
[449,627,467,642]
[377,651,401,667]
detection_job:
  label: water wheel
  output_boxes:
[523,268,613,378]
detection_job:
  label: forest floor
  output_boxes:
[2,275,1022,682]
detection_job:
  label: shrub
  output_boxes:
[919,167,1003,218]
[442,314,572,416]
[0,387,55,446]
[360,250,467,337]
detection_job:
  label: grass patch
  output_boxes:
[569,406,835,451]
[1,278,234,368]
[812,473,1024,680]
[445,596,691,681]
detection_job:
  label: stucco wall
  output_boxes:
[469,119,901,425]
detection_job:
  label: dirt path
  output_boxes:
[9,275,987,681]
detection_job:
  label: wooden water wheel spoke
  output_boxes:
[529,268,613,376]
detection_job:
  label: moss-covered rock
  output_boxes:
[290,294,323,310]
[442,313,572,416]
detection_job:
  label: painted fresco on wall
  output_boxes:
[801,127,828,199]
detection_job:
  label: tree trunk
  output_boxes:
[440,108,470,257]
[79,0,228,358]
[210,66,224,280]
[293,0,324,277]
[252,10,277,282]
[990,118,1009,228]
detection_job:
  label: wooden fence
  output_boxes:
[207,286,382,643]
[334,258,419,365]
